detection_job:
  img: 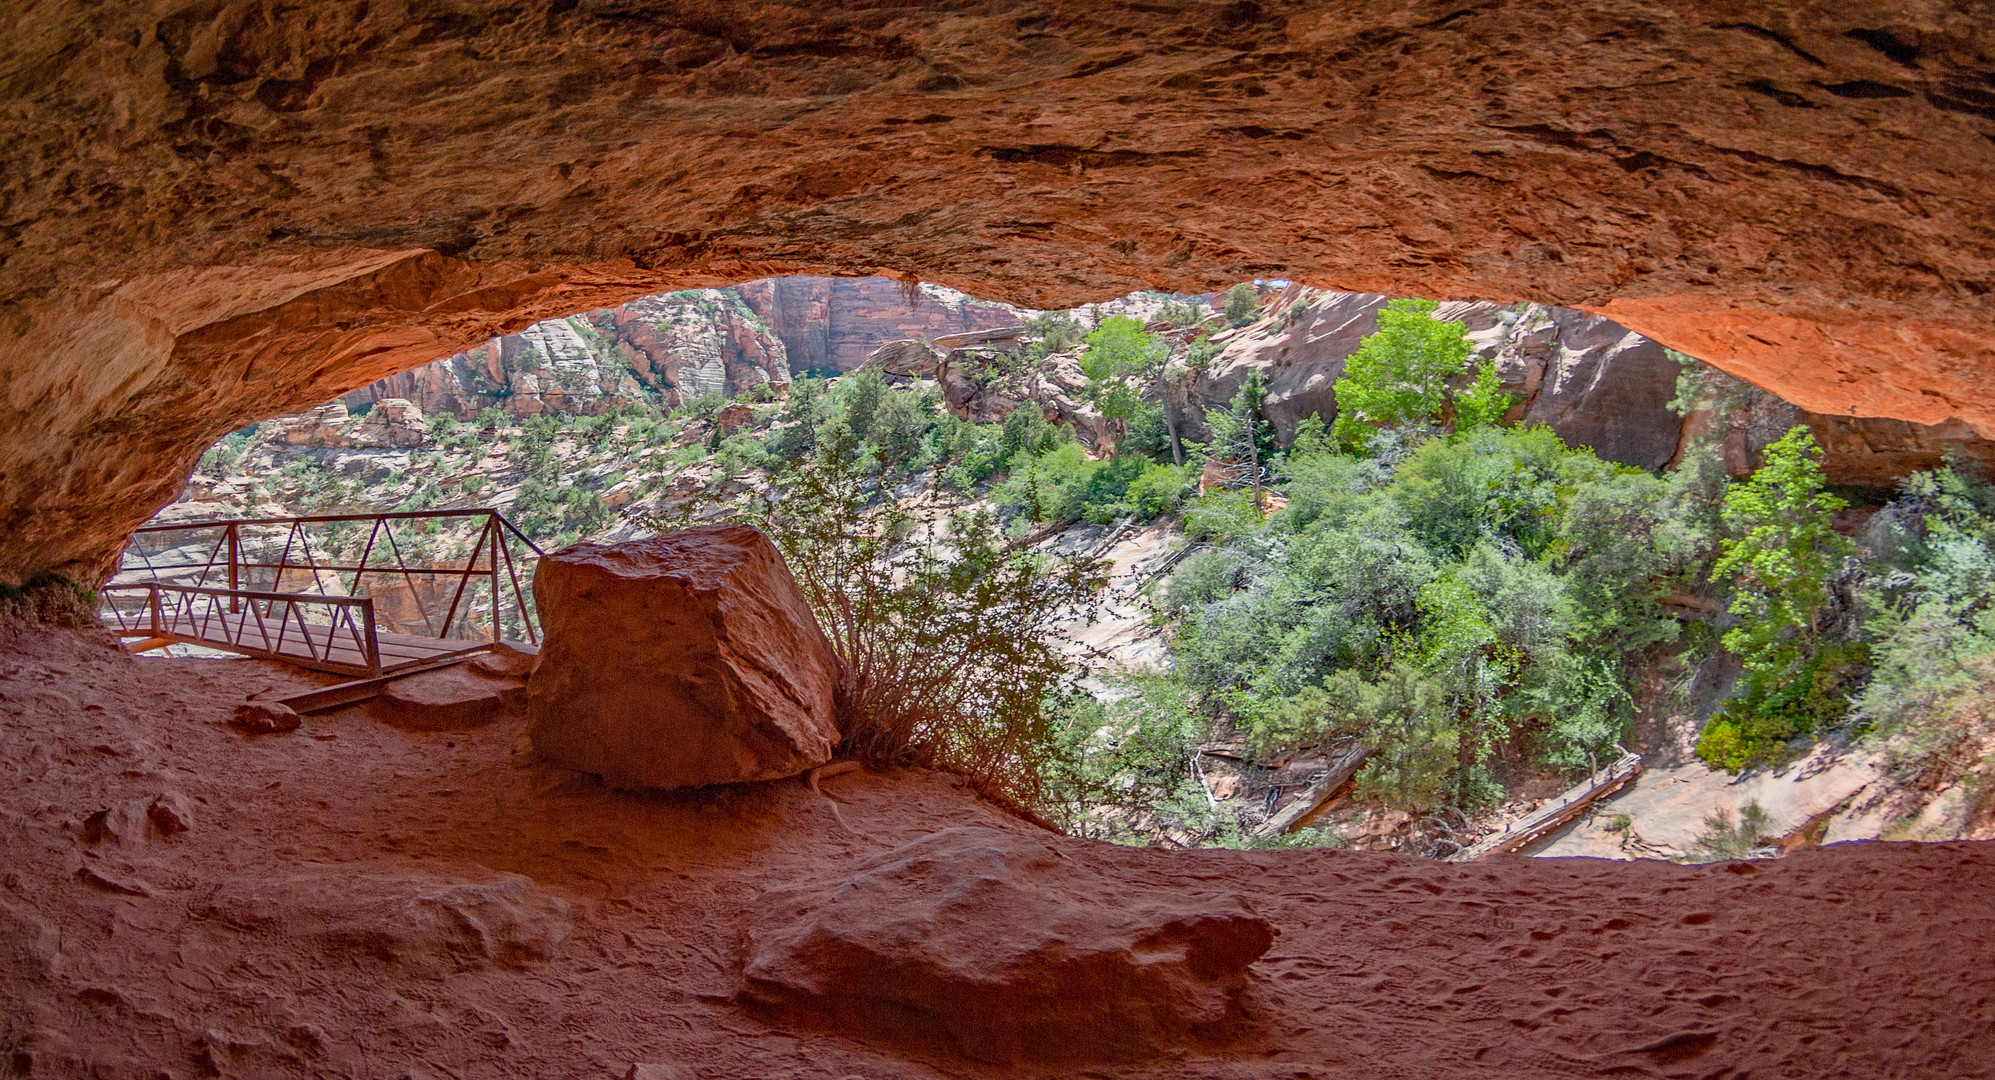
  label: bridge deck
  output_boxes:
[127,610,490,676]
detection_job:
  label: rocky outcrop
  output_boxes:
[868,338,946,377]
[1183,289,1688,466]
[525,526,840,790]
[611,291,790,407]
[341,278,1022,420]
[276,398,427,448]
[4,3,1995,580]
[939,348,1110,447]
[737,278,1020,376]
[740,825,1275,1064]
[346,295,790,418]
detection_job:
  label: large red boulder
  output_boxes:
[525,526,841,789]
[739,826,1276,1064]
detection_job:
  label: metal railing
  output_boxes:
[105,509,543,673]
[101,582,385,676]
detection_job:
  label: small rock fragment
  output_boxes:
[740,825,1276,1064]
[147,792,193,836]
[79,809,116,845]
[231,700,301,734]
[471,640,539,680]
[369,666,521,731]
[76,866,150,896]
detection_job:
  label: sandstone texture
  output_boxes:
[368,663,526,732]
[3,622,1995,1078]
[525,525,840,789]
[740,825,1276,1063]
[3,1,1993,580]
[4,625,1994,1077]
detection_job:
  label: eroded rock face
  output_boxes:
[525,526,840,790]
[2,2,1993,579]
[737,277,1020,376]
[196,869,572,978]
[739,825,1276,1064]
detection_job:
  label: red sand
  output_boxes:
[3,624,1993,1078]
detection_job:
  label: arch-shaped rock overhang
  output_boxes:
[2,0,1990,580]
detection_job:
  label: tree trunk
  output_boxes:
[1159,367,1185,466]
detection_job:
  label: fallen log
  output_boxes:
[1447,752,1643,861]
[1253,741,1370,838]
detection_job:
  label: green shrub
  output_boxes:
[1330,298,1473,449]
[717,428,1108,807]
[1124,462,1193,518]
[994,444,1148,525]
[1180,488,1265,541]
[673,388,730,422]
[1223,283,1261,327]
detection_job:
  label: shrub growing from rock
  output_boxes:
[705,428,1108,806]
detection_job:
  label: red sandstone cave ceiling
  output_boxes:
[0,1,1990,577]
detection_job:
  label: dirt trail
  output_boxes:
[3,624,1993,1078]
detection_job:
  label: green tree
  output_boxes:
[1452,362,1515,432]
[1080,315,1178,457]
[1698,426,1860,770]
[1223,283,1261,327]
[1079,316,1167,420]
[1202,369,1274,510]
[1330,298,1474,449]
[1023,312,1084,362]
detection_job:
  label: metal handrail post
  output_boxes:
[227,522,240,612]
[148,583,163,635]
[361,597,381,677]
[490,513,501,642]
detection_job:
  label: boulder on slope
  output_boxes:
[525,526,840,789]
[739,825,1276,1064]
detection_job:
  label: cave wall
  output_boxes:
[1,0,1990,580]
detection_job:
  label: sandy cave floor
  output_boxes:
[3,624,1994,1079]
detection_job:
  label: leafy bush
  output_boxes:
[995,444,1148,525]
[673,388,730,422]
[723,429,1108,807]
[1124,462,1194,518]
[1023,312,1084,361]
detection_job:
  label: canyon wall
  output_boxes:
[1,1,1991,580]
[737,277,1021,376]
[1190,290,1995,482]
[340,277,1022,417]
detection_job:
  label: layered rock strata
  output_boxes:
[525,526,840,790]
